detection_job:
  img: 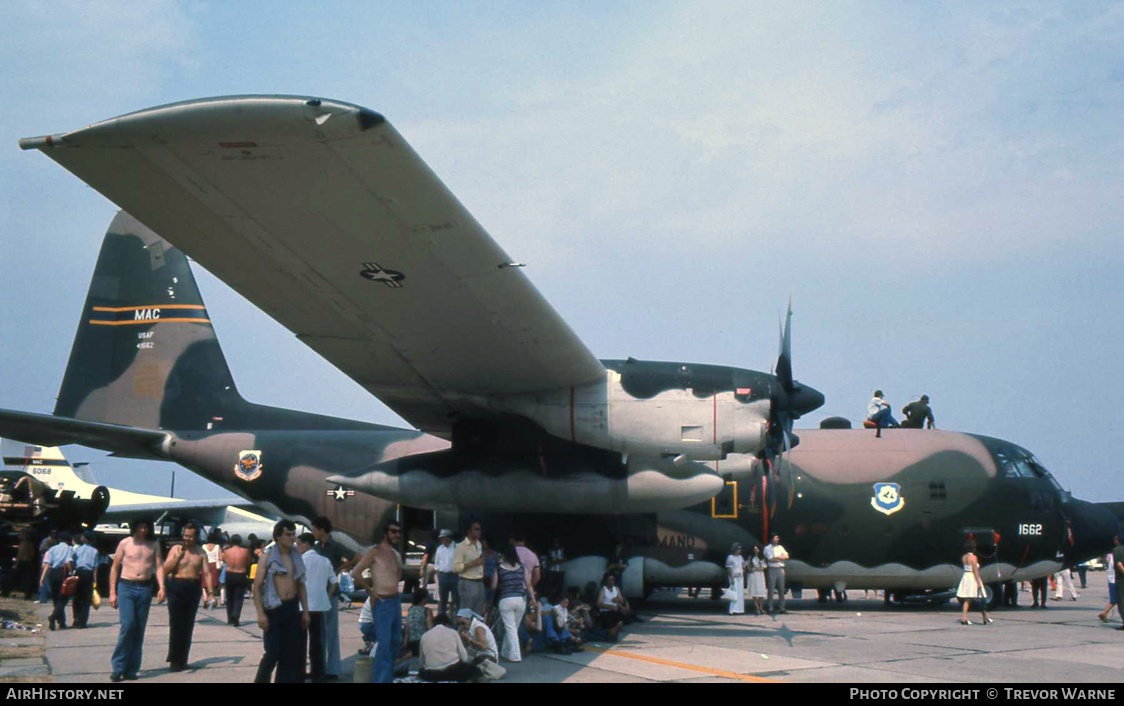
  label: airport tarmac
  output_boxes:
[35,588,1122,684]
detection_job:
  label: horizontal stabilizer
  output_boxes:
[0,409,167,460]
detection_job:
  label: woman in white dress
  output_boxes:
[747,544,767,615]
[956,539,992,625]
[725,543,745,615]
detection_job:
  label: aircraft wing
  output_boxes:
[99,499,267,526]
[0,408,167,460]
[21,96,606,436]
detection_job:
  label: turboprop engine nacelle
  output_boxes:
[327,453,723,514]
[480,368,771,462]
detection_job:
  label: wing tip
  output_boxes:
[18,134,63,150]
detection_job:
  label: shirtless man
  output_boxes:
[163,523,213,671]
[253,520,310,683]
[351,521,403,683]
[221,535,252,626]
[109,518,166,683]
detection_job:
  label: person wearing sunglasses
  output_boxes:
[351,521,404,683]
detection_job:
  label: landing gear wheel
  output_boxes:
[984,583,1001,610]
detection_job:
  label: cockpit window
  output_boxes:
[971,434,1066,498]
[1028,458,1066,497]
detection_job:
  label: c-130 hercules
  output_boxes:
[3,96,1116,599]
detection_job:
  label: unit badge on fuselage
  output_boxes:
[235,450,264,481]
[871,482,905,516]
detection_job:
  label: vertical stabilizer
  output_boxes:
[1,438,99,496]
[54,212,244,431]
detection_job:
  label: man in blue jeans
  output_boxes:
[252,520,310,683]
[108,518,165,682]
[351,521,403,683]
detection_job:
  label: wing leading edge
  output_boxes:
[23,96,606,436]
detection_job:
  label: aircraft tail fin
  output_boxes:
[53,211,386,434]
[54,211,247,431]
[1,438,99,493]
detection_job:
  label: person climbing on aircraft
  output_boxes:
[867,390,900,429]
[901,395,936,429]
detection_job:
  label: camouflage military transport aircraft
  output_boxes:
[4,95,1116,600]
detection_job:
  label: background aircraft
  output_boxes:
[1,439,278,539]
[1,96,1116,600]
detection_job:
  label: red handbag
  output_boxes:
[61,575,80,597]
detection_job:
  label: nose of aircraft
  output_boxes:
[790,382,826,417]
[1063,497,1120,565]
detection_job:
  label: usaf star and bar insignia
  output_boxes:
[359,262,405,288]
[871,482,905,516]
[327,486,355,502]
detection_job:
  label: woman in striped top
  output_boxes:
[493,545,533,661]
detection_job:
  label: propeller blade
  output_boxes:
[775,297,794,392]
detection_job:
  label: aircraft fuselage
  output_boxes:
[158,422,1113,597]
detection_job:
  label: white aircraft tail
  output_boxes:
[0,438,99,498]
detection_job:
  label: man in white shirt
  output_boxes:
[419,614,481,682]
[867,390,899,430]
[433,530,458,618]
[298,533,337,683]
[763,535,790,615]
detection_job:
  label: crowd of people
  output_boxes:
[352,521,640,683]
[24,516,642,683]
[23,515,1124,683]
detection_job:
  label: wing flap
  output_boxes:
[27,96,605,435]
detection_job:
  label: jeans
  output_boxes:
[360,621,376,644]
[1030,577,1048,605]
[304,611,325,682]
[419,661,479,682]
[166,578,202,667]
[371,596,401,683]
[111,581,153,677]
[38,571,51,603]
[224,573,247,625]
[323,599,341,677]
[459,578,486,616]
[498,595,526,661]
[437,572,459,617]
[870,407,899,428]
[255,599,303,683]
[47,568,69,627]
[72,569,95,627]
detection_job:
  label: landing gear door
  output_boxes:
[711,480,737,519]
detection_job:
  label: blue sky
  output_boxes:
[1,1,1122,501]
